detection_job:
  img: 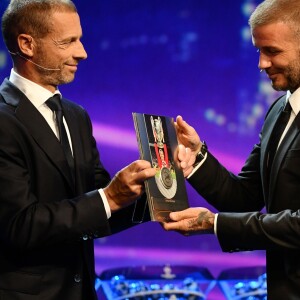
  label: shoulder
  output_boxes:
[0,102,17,119]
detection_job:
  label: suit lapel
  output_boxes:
[0,79,75,192]
[260,97,285,202]
[268,113,300,207]
[261,94,300,210]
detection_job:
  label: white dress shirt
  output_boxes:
[278,88,300,147]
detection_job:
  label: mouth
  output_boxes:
[266,72,279,81]
[66,64,78,71]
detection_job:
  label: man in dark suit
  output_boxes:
[0,1,156,299]
[163,0,300,299]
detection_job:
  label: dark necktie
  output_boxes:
[267,101,292,175]
[46,95,74,175]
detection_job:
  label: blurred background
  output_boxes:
[0,0,283,298]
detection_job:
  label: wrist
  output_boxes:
[193,141,208,168]
[103,187,119,213]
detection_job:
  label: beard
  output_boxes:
[36,62,76,87]
[272,58,300,92]
[34,47,77,87]
[285,60,300,92]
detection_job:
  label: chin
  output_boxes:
[271,80,289,92]
[59,76,76,85]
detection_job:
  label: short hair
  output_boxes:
[2,0,78,52]
[249,0,300,38]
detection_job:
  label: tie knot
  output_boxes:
[46,94,62,112]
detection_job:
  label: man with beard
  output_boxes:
[0,1,156,299]
[163,0,300,299]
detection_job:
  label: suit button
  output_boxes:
[74,274,81,283]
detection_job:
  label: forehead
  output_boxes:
[48,11,82,38]
[252,22,296,48]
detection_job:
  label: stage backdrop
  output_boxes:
[0,0,282,283]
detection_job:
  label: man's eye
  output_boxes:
[257,48,280,56]
[269,49,278,53]
[62,40,73,45]
[265,48,281,55]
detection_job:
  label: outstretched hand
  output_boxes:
[162,207,215,235]
[103,160,156,213]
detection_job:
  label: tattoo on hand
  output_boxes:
[186,211,214,234]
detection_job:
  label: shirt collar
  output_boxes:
[287,88,300,116]
[9,69,61,109]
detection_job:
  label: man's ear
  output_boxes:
[17,34,35,57]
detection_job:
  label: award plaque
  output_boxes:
[133,113,189,222]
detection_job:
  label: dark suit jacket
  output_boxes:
[188,94,300,299]
[0,79,142,300]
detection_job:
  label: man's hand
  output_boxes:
[175,115,201,154]
[162,207,215,235]
[175,116,202,177]
[103,160,156,213]
[177,144,194,177]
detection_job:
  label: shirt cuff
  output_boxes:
[187,152,208,179]
[214,213,218,235]
[99,188,111,219]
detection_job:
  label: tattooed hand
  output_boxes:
[162,207,215,235]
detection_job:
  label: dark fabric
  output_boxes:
[46,94,75,178]
[0,78,144,300]
[188,94,300,299]
[267,101,291,182]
